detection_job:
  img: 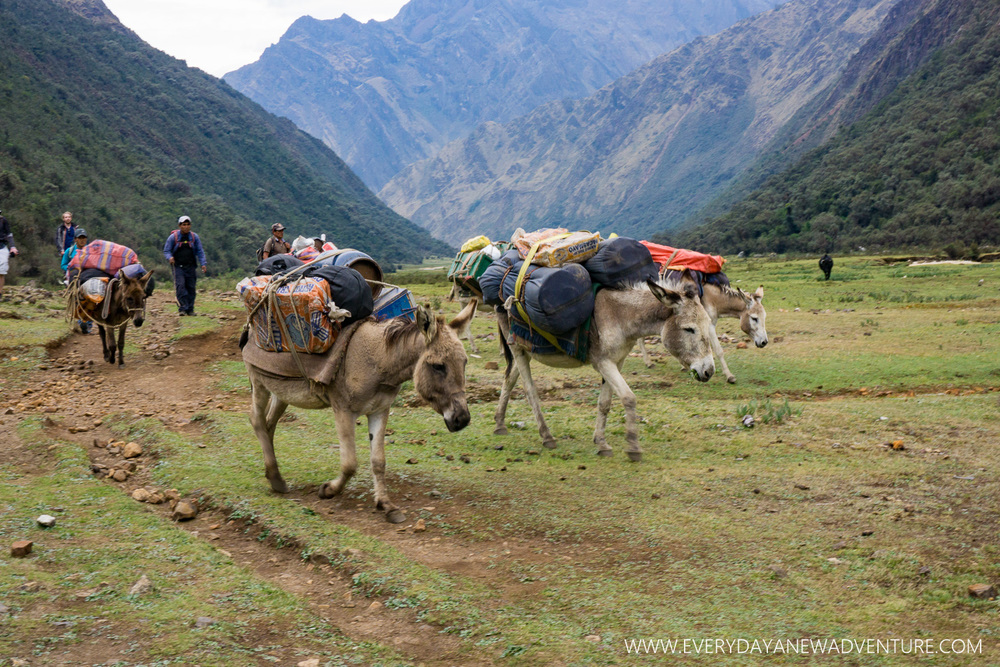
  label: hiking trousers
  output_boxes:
[173,264,197,314]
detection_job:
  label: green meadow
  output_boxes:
[1,256,998,665]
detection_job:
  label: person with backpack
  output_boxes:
[163,215,207,316]
[260,223,291,261]
[0,209,19,299]
[55,211,77,255]
[61,228,93,333]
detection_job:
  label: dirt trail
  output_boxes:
[2,290,598,665]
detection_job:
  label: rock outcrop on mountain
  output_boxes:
[378,0,902,245]
[225,0,780,190]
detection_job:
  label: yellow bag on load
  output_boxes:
[514,228,601,267]
[460,235,491,254]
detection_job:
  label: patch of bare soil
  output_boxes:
[0,290,620,666]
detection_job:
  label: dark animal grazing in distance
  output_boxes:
[819,254,833,280]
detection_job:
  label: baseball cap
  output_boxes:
[271,223,285,231]
[178,215,192,224]
[75,228,88,238]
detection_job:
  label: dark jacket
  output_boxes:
[0,215,13,248]
[163,229,207,267]
[56,223,76,252]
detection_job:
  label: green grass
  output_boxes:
[2,256,999,665]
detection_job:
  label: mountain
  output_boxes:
[0,0,450,283]
[378,0,903,246]
[671,0,1000,255]
[225,0,781,190]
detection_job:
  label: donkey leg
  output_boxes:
[493,363,520,435]
[249,382,288,493]
[367,409,404,523]
[116,324,127,367]
[594,359,642,462]
[593,378,615,457]
[319,409,358,499]
[638,339,654,369]
[710,322,736,384]
[97,326,113,364]
[511,351,557,449]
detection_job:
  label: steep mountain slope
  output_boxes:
[0,0,449,282]
[225,0,780,190]
[671,0,1000,255]
[379,0,902,246]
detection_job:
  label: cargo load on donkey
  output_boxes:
[239,246,418,355]
[479,229,657,360]
[447,235,509,298]
[238,265,372,355]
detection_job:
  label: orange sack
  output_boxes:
[639,241,725,274]
[237,275,340,354]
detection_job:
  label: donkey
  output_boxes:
[243,300,476,523]
[74,271,154,367]
[638,282,767,383]
[446,280,487,352]
[494,276,715,462]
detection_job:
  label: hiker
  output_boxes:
[0,209,19,299]
[819,254,833,280]
[61,228,92,333]
[163,215,207,316]
[260,223,291,260]
[56,211,77,255]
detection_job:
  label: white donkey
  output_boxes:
[639,281,767,383]
[494,276,715,462]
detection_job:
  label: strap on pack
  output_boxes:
[513,234,571,348]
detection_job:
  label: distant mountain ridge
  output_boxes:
[1,0,449,282]
[673,0,1000,255]
[225,0,780,190]
[378,0,902,245]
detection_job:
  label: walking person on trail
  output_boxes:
[61,228,92,333]
[0,209,19,299]
[56,211,77,256]
[260,223,291,259]
[163,215,207,316]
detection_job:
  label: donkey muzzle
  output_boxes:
[443,396,471,432]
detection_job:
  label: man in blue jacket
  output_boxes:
[163,215,207,316]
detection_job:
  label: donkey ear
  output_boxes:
[647,279,682,305]
[448,298,477,333]
[754,285,764,300]
[415,304,438,343]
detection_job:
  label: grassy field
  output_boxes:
[1,256,998,665]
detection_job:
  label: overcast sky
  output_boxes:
[102,0,408,77]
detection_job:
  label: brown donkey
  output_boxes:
[243,301,476,523]
[72,271,154,367]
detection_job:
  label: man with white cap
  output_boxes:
[163,215,207,316]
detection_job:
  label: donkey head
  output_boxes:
[118,271,154,327]
[411,299,476,432]
[647,273,715,382]
[739,285,768,348]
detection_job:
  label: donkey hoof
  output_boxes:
[493,426,508,436]
[317,482,339,499]
[726,376,737,385]
[385,509,406,524]
[626,451,643,463]
[596,449,613,457]
[543,439,558,450]
[268,478,289,494]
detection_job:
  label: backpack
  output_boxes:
[256,242,266,263]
